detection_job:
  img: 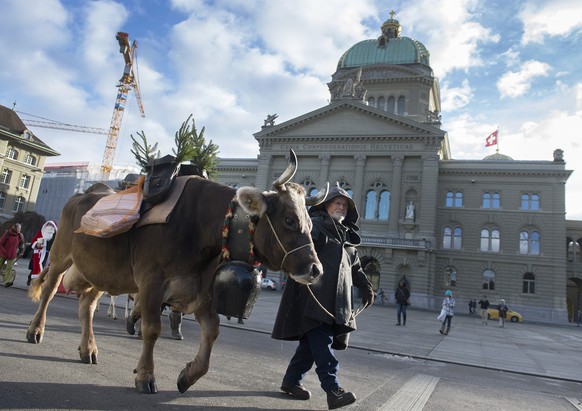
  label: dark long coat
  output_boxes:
[271,189,373,350]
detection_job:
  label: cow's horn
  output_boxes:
[305,182,329,206]
[272,149,298,189]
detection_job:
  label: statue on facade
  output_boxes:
[263,114,278,127]
[405,201,415,220]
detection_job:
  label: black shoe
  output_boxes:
[280,381,311,400]
[327,387,356,410]
[26,278,31,286]
[4,282,13,288]
[439,329,443,334]
[395,323,401,326]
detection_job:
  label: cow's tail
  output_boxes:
[28,266,50,302]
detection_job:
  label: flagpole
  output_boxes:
[496,126,499,153]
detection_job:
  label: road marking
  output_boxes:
[379,374,440,411]
[566,397,582,410]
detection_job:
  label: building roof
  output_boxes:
[0,104,59,156]
[337,15,430,69]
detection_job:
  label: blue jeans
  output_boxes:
[397,303,407,324]
[283,323,339,393]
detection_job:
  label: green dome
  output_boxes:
[337,15,430,70]
[337,37,430,69]
[483,152,514,161]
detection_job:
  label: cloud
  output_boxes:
[520,0,582,44]
[496,60,551,98]
[441,79,473,111]
[399,0,500,78]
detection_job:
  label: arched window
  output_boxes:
[483,192,501,209]
[568,239,582,263]
[6,148,18,160]
[13,196,25,212]
[397,95,405,115]
[367,97,376,108]
[443,226,462,249]
[483,269,495,290]
[522,273,535,294]
[521,193,540,211]
[444,266,457,287]
[0,191,5,209]
[24,154,36,166]
[480,228,500,252]
[531,194,540,210]
[445,191,463,208]
[365,190,376,220]
[378,191,390,220]
[377,96,386,111]
[520,230,540,255]
[452,227,462,249]
[364,183,390,221]
[337,180,353,199]
[387,96,396,113]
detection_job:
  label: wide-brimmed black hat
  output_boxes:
[308,183,359,224]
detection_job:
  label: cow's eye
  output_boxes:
[285,217,296,228]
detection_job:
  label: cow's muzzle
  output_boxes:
[265,214,321,284]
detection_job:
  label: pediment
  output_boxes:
[254,101,444,140]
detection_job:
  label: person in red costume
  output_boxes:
[27,221,57,286]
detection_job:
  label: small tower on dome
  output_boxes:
[378,10,402,47]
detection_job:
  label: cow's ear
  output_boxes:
[236,187,267,217]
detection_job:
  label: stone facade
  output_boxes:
[215,16,577,323]
[0,105,59,222]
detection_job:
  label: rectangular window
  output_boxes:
[19,175,31,189]
[1,169,11,184]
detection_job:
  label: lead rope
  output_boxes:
[265,214,313,270]
[266,214,365,321]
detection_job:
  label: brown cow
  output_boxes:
[26,150,325,394]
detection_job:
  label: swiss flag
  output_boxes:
[485,130,498,147]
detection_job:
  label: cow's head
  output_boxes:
[236,150,326,285]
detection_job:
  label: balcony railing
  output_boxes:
[361,236,431,249]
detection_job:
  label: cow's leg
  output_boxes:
[177,308,220,393]
[134,292,162,394]
[107,294,118,319]
[126,294,141,335]
[77,287,104,364]
[26,262,70,344]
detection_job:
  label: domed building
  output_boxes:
[217,13,579,323]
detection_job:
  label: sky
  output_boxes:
[1,0,582,217]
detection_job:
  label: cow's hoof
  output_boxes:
[26,329,43,344]
[177,368,190,393]
[135,379,158,394]
[79,352,98,364]
[126,318,136,335]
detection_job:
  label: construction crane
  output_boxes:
[21,118,108,135]
[102,31,145,175]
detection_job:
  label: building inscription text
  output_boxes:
[280,143,414,151]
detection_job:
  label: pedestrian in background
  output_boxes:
[439,290,455,335]
[394,278,410,326]
[272,184,374,410]
[478,295,490,325]
[498,299,509,327]
[0,223,25,288]
[27,221,57,286]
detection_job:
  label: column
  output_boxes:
[353,154,366,212]
[319,154,330,186]
[388,156,403,235]
[255,153,272,190]
[419,155,439,237]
